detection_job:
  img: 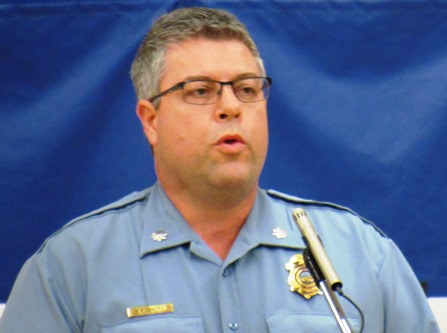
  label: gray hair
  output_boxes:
[130,7,265,103]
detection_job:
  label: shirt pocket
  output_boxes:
[266,310,361,333]
[101,316,204,333]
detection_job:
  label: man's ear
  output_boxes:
[136,100,158,146]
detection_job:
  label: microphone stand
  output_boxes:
[303,249,353,333]
[293,208,354,333]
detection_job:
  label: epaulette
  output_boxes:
[36,188,152,253]
[266,189,387,238]
[67,188,151,225]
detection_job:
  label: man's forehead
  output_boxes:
[165,37,253,58]
[162,38,260,82]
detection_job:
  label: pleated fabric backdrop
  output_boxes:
[1,0,446,300]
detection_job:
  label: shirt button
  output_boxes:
[228,322,239,330]
[222,268,231,277]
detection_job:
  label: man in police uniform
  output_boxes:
[0,7,440,333]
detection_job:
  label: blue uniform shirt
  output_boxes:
[0,182,440,332]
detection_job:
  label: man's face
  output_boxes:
[138,38,269,197]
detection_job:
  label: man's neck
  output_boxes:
[162,183,258,260]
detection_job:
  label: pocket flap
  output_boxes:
[102,316,204,333]
[266,310,360,332]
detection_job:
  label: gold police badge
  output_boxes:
[285,253,322,299]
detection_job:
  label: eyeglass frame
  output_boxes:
[148,76,272,105]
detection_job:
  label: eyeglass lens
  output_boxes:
[183,78,270,105]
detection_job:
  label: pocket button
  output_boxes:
[228,322,239,330]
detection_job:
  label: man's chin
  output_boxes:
[210,171,258,193]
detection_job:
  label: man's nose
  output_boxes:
[215,85,242,121]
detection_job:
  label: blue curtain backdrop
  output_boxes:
[1,0,446,301]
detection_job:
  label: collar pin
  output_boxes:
[272,227,288,239]
[151,230,168,242]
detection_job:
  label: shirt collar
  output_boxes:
[140,183,200,257]
[140,183,305,258]
[224,188,305,264]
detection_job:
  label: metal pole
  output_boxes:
[319,281,353,333]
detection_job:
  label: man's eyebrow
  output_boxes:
[183,75,213,81]
[182,73,262,82]
[236,72,262,79]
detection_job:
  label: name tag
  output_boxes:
[126,303,174,318]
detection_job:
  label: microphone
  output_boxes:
[292,208,342,291]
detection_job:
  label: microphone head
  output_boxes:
[292,208,342,290]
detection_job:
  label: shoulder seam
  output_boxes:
[36,189,151,253]
[266,189,388,238]
[69,194,148,224]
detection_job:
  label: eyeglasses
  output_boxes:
[149,77,272,105]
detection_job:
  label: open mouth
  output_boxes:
[215,134,246,153]
[218,134,244,145]
[224,138,239,144]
